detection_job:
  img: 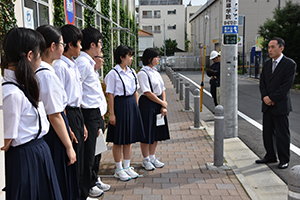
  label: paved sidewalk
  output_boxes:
[97,73,251,200]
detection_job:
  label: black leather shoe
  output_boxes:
[255,158,277,164]
[278,163,289,169]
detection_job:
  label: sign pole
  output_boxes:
[221,0,238,138]
[200,45,206,112]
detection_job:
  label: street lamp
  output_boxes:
[200,14,209,112]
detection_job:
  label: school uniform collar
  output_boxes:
[61,55,76,68]
[39,61,55,73]
[80,51,96,67]
[272,53,284,64]
[115,64,131,74]
[3,69,17,83]
[144,65,157,72]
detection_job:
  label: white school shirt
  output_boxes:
[53,55,82,107]
[36,61,67,115]
[2,69,50,147]
[104,64,139,97]
[137,66,166,96]
[77,52,107,114]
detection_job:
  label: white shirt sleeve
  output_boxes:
[3,91,22,139]
[137,71,151,94]
[104,70,116,95]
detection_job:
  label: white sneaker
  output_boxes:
[124,167,139,179]
[114,168,131,181]
[89,185,104,197]
[151,158,165,168]
[96,177,111,192]
[142,158,155,171]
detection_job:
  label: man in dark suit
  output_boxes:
[256,37,296,169]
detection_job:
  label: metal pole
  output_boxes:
[214,105,224,167]
[242,16,245,74]
[185,82,190,110]
[173,72,176,88]
[176,75,180,94]
[288,165,300,200]
[194,89,200,128]
[179,78,183,100]
[200,46,206,112]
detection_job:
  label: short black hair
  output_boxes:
[60,24,83,52]
[270,37,285,48]
[114,45,135,64]
[81,26,103,51]
[142,48,160,66]
[36,25,61,48]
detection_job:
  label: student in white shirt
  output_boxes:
[76,26,110,198]
[1,27,62,200]
[137,48,170,171]
[105,45,145,181]
[53,24,92,199]
[36,25,79,200]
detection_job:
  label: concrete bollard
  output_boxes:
[185,82,190,110]
[194,89,200,128]
[288,165,300,200]
[176,75,180,94]
[214,105,224,167]
[173,72,176,88]
[179,78,183,100]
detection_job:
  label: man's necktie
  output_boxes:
[272,61,277,73]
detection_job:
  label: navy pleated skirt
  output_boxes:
[107,95,145,145]
[139,95,170,144]
[44,112,79,200]
[5,138,63,200]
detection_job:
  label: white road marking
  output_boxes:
[179,73,300,156]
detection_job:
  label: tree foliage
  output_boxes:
[84,0,96,27]
[258,1,300,83]
[53,0,65,27]
[157,38,178,56]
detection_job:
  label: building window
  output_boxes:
[167,9,176,15]
[143,25,152,33]
[24,0,49,28]
[75,2,83,28]
[142,11,152,18]
[154,25,161,33]
[154,10,161,18]
[167,24,176,30]
[96,14,101,30]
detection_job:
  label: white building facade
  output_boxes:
[137,4,185,51]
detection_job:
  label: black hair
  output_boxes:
[81,26,103,51]
[142,48,160,66]
[60,24,83,52]
[1,28,46,105]
[36,25,61,48]
[114,45,135,64]
[270,37,285,48]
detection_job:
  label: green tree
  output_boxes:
[258,1,300,83]
[157,38,178,56]
[84,0,96,27]
[53,0,65,27]
[185,33,190,52]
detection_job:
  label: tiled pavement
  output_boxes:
[98,73,251,200]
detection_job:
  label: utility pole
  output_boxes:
[221,0,238,138]
[164,19,166,57]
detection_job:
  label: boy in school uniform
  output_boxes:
[76,26,110,198]
[53,24,103,199]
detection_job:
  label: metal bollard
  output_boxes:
[185,82,190,110]
[176,75,180,94]
[173,73,176,88]
[214,105,224,167]
[194,89,200,128]
[288,165,300,200]
[179,78,183,100]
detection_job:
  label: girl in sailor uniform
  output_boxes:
[104,45,145,181]
[137,48,170,171]
[1,27,62,200]
[36,25,79,200]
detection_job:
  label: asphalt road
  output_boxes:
[178,70,300,184]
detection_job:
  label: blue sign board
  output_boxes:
[222,25,238,34]
[64,0,75,25]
